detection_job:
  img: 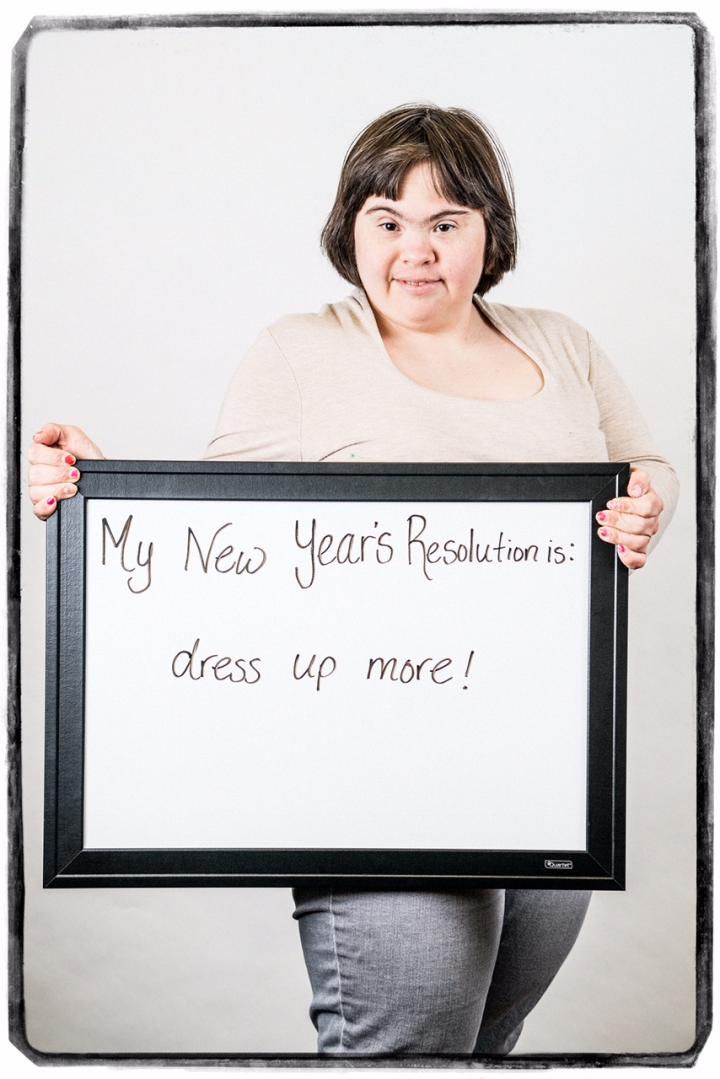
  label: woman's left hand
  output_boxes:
[595,467,664,571]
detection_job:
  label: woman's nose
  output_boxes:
[399,228,436,263]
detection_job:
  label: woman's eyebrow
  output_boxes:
[365,206,471,224]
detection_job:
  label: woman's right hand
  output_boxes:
[28,423,105,520]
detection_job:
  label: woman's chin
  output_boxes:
[366,289,454,333]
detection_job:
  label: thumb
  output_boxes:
[32,422,64,446]
[628,467,650,498]
[32,422,105,461]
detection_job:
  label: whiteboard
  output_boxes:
[83,496,590,850]
[44,460,627,887]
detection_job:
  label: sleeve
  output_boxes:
[587,329,679,552]
[203,327,302,462]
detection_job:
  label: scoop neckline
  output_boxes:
[353,287,549,406]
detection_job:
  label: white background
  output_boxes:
[1,0,713,1072]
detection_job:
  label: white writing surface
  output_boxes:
[82,498,590,850]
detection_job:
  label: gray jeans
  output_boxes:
[291,886,591,1055]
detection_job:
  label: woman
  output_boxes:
[28,104,678,1055]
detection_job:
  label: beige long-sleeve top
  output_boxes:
[205,287,678,544]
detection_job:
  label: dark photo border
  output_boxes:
[43,460,628,891]
[7,9,714,1068]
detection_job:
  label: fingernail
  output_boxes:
[607,500,617,509]
[599,528,608,538]
[64,485,74,495]
[629,485,642,496]
[596,511,606,522]
[46,497,55,506]
[618,545,626,553]
[64,454,75,465]
[69,468,79,479]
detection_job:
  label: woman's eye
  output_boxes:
[380,221,399,232]
[435,222,456,233]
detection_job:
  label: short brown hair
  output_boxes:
[321,103,517,297]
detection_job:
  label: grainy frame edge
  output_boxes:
[7,14,31,1068]
[693,4,716,1067]
[6,7,713,1069]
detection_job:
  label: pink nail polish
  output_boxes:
[599,528,608,537]
[70,468,79,479]
[47,497,55,506]
[597,511,606,522]
[618,545,626,553]
[64,454,75,465]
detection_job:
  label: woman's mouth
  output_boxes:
[393,278,441,294]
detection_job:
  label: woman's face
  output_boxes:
[352,162,487,335]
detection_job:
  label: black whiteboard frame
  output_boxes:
[43,460,628,890]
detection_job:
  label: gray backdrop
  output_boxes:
[19,18,697,1055]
